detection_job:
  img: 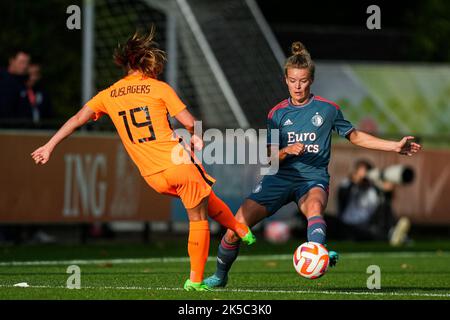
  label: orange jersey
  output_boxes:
[86,73,187,176]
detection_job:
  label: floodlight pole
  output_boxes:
[81,0,95,105]
[166,13,178,91]
[246,0,285,69]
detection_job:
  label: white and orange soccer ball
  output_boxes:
[293,242,330,279]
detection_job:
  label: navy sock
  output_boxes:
[215,237,241,279]
[307,216,327,244]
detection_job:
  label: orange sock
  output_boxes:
[188,220,210,283]
[207,191,249,239]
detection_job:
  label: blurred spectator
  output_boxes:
[25,63,53,124]
[0,49,31,120]
[329,159,396,241]
[330,158,410,244]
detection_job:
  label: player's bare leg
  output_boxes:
[183,197,212,291]
[298,187,339,267]
[298,187,328,219]
[223,199,270,243]
[204,199,270,288]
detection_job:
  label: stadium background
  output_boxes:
[0,0,449,300]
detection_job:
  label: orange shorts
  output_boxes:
[144,163,216,209]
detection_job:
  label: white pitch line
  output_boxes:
[0,284,449,298]
[0,251,449,267]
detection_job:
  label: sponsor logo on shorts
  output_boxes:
[253,181,263,193]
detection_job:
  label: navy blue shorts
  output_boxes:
[247,172,329,215]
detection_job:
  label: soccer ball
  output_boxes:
[264,221,290,244]
[293,242,329,279]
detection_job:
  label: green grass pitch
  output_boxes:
[0,238,449,300]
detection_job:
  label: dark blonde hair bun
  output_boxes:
[291,41,308,56]
[284,41,315,79]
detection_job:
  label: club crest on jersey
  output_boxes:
[311,112,324,127]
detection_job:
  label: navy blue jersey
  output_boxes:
[267,94,354,180]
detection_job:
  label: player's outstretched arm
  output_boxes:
[348,129,422,156]
[31,105,94,165]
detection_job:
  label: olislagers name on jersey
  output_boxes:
[267,95,354,170]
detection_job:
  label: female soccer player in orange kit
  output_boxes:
[30,27,255,292]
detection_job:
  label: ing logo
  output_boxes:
[63,153,107,218]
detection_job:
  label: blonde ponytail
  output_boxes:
[114,25,167,78]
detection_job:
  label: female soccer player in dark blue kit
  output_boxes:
[204,41,422,288]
